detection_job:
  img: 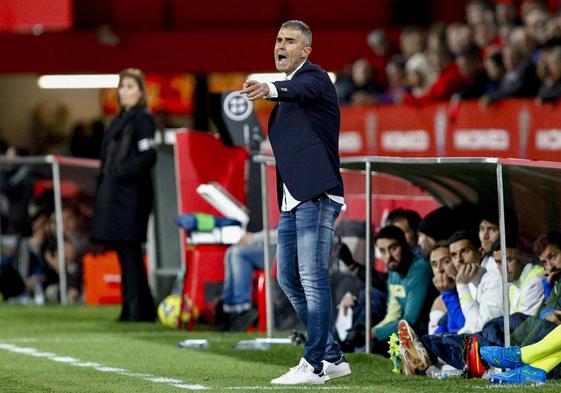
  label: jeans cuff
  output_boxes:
[223,302,252,314]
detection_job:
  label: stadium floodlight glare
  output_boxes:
[247,72,336,84]
[38,74,120,89]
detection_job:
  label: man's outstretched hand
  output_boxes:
[241,80,270,101]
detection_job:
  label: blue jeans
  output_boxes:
[277,197,342,370]
[223,242,274,312]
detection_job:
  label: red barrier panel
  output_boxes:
[339,106,377,156]
[447,100,526,158]
[257,98,561,162]
[528,103,561,161]
[375,104,440,157]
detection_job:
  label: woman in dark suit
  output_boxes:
[91,68,157,322]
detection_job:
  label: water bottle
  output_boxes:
[233,340,271,350]
[33,283,45,306]
[425,365,462,379]
[177,339,209,349]
[440,368,463,379]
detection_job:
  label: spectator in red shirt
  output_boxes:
[405,53,436,99]
[366,29,393,91]
[405,48,468,105]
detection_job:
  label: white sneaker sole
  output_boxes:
[324,368,352,381]
[271,380,325,385]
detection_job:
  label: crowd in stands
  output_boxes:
[336,0,561,107]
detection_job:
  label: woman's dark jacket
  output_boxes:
[91,107,156,243]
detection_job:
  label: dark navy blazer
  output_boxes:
[268,60,344,209]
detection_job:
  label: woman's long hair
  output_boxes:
[118,68,148,109]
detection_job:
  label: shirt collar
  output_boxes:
[285,60,306,80]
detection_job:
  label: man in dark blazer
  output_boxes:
[241,20,351,385]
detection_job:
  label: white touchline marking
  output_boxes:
[52,356,80,363]
[0,342,208,391]
[95,366,127,373]
[72,362,103,368]
[28,352,56,358]
[146,377,184,384]
[172,384,209,390]
[224,387,352,390]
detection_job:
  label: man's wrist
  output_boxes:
[266,82,278,99]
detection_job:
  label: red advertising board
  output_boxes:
[447,100,524,158]
[0,0,72,32]
[527,103,561,161]
[375,104,439,157]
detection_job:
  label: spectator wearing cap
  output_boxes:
[417,206,456,257]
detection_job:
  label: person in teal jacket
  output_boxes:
[339,225,435,354]
[373,225,436,342]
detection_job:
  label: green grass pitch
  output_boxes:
[0,305,558,392]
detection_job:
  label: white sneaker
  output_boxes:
[322,355,352,381]
[271,358,325,385]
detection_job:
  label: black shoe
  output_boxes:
[289,330,307,345]
[228,308,259,332]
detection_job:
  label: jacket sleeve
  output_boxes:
[457,268,503,333]
[441,289,465,333]
[116,111,157,180]
[518,276,545,317]
[374,261,432,340]
[271,70,327,103]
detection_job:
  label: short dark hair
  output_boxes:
[374,225,407,245]
[480,206,499,226]
[118,68,148,109]
[430,240,449,255]
[386,208,421,232]
[281,20,312,47]
[448,229,480,249]
[374,225,413,265]
[534,230,561,256]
